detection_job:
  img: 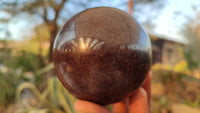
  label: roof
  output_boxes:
[147,31,188,45]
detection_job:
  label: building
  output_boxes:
[149,32,187,65]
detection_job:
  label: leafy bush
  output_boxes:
[16,77,77,113]
[4,51,43,72]
[0,69,22,105]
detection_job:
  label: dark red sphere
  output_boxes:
[53,7,151,105]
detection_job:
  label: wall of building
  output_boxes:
[150,36,185,65]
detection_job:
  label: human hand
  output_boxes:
[74,72,151,113]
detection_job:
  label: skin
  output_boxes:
[74,72,151,113]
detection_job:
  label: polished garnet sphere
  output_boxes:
[53,7,151,105]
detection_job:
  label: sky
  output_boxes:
[0,0,200,41]
[153,0,200,43]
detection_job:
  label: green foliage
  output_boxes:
[16,77,77,113]
[185,100,200,108]
[183,48,199,70]
[4,51,43,72]
[0,68,22,105]
[181,13,200,70]
[0,49,12,64]
[0,46,46,106]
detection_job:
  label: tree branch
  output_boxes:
[43,7,49,23]
[53,0,67,24]
[42,0,67,25]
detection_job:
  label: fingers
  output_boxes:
[112,98,128,113]
[129,88,149,113]
[141,72,152,106]
[74,99,111,113]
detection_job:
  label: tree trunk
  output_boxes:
[45,0,66,62]
[48,23,58,62]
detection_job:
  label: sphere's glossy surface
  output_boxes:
[53,7,151,105]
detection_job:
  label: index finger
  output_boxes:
[141,72,152,109]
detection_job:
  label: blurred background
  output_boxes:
[0,0,200,113]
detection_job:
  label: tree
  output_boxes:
[0,0,67,62]
[181,9,200,70]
